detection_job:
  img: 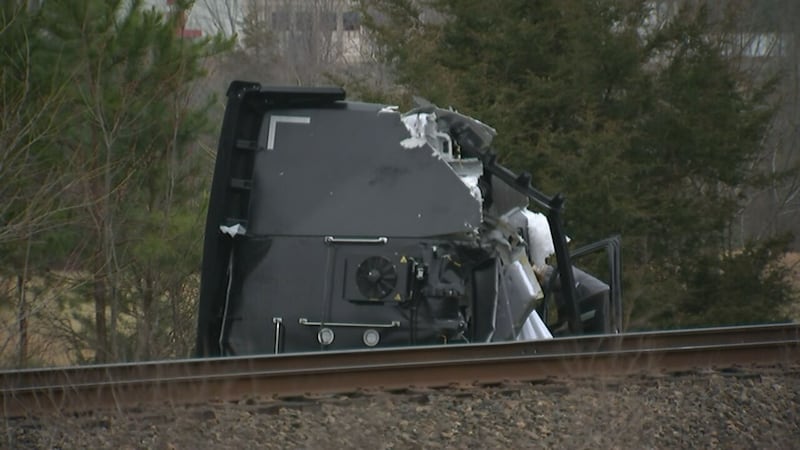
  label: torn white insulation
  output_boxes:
[418,107,497,150]
[400,112,441,152]
[400,112,484,206]
[521,209,555,267]
[378,105,399,114]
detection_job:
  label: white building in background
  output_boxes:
[143,0,369,64]
[243,0,369,64]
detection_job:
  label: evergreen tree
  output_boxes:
[358,0,794,328]
[0,1,78,366]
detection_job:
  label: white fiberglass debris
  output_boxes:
[460,174,482,203]
[399,107,484,208]
[521,209,555,266]
[519,310,553,340]
[400,112,441,152]
[220,224,246,237]
[378,105,399,114]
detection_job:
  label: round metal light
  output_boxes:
[363,329,380,347]
[317,327,335,345]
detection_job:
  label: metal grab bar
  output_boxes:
[323,236,388,245]
[298,318,400,328]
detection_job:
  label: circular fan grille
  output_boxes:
[356,256,397,300]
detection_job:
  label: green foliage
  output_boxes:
[674,237,794,326]
[0,2,71,254]
[358,0,796,328]
[1,0,232,365]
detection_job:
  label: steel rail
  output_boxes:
[3,323,797,389]
[2,323,799,417]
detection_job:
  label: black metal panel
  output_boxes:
[231,83,346,106]
[222,236,446,354]
[197,82,349,356]
[223,236,328,355]
[471,259,499,342]
[197,80,623,357]
[248,103,482,238]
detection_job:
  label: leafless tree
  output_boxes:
[643,1,799,249]
[716,0,800,248]
[195,0,243,38]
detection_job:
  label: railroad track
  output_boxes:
[2,323,799,418]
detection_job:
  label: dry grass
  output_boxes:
[0,289,91,368]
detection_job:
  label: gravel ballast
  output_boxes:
[6,366,800,449]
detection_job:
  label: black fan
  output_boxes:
[355,256,398,300]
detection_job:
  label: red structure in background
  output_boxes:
[166,0,202,38]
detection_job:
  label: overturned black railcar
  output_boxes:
[196,81,622,356]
